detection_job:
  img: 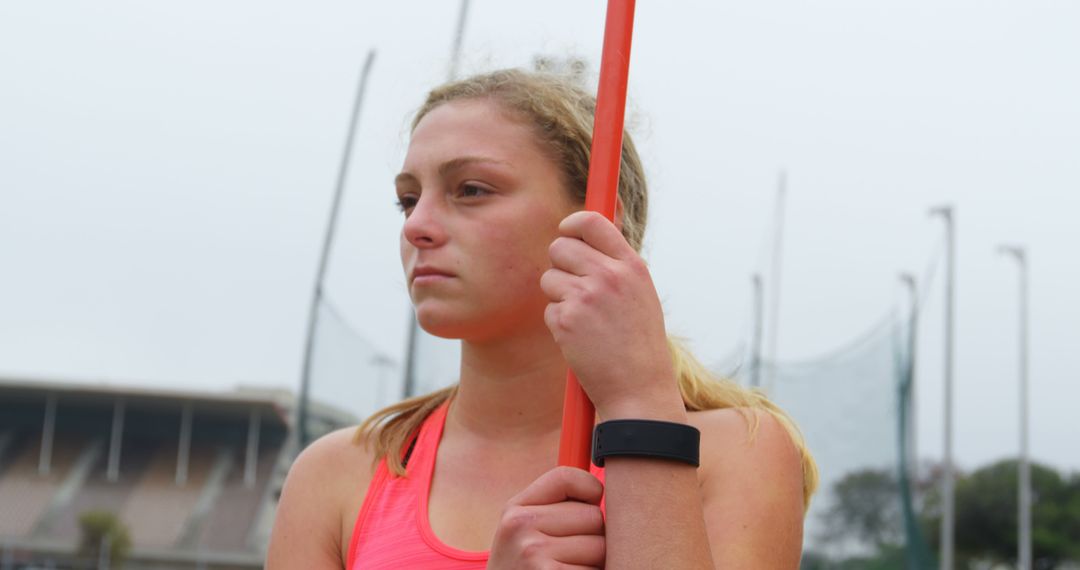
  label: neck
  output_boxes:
[449,325,568,443]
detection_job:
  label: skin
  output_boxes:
[266,99,807,569]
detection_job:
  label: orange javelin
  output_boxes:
[558,0,637,469]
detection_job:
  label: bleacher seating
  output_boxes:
[0,433,88,538]
[0,379,345,569]
[37,438,156,544]
[194,443,281,552]
[120,443,217,549]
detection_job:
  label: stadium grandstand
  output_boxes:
[0,376,356,570]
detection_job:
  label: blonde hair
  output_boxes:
[358,69,818,509]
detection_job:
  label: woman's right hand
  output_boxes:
[487,466,606,569]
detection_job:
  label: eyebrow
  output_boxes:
[394,156,511,187]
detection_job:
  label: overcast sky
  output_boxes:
[1,1,1077,473]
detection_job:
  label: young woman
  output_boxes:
[267,69,818,569]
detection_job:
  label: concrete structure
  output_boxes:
[0,376,356,569]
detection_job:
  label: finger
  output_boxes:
[545,534,606,568]
[523,502,605,537]
[513,466,604,507]
[548,235,612,277]
[559,211,635,261]
[539,267,579,302]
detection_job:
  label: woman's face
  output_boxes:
[396,99,579,342]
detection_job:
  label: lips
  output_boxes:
[410,265,456,284]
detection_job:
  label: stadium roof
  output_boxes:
[0,374,294,427]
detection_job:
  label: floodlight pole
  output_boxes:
[899,272,918,482]
[998,244,1031,570]
[448,0,471,81]
[750,274,764,388]
[764,170,787,392]
[929,205,955,570]
[402,0,473,399]
[297,50,376,447]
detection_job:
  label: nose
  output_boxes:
[402,192,448,249]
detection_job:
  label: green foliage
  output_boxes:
[77,510,132,568]
[803,545,907,570]
[820,460,1080,569]
[950,459,1080,568]
[820,468,904,549]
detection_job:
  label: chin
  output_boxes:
[413,306,472,339]
[414,304,545,343]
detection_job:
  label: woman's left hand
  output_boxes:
[540,211,683,420]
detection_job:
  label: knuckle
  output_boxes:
[627,255,649,277]
[544,304,564,335]
[578,285,598,305]
[548,237,564,258]
[539,269,555,291]
[519,536,548,562]
[558,302,583,327]
[500,506,534,534]
[596,264,621,288]
[552,465,577,482]
[595,536,607,560]
[587,506,605,531]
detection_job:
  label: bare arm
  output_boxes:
[543,212,807,567]
[696,408,806,568]
[266,428,374,570]
[602,403,806,569]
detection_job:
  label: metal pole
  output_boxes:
[245,408,261,488]
[402,315,420,399]
[177,402,193,486]
[107,398,125,482]
[297,49,377,448]
[930,205,955,570]
[447,0,471,81]
[764,170,787,392]
[402,0,475,400]
[999,245,1031,570]
[900,273,918,482]
[750,274,764,388]
[39,393,57,476]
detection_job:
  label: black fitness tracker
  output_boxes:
[592,419,701,467]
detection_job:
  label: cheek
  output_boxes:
[399,232,412,271]
[475,220,555,286]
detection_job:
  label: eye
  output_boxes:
[395,195,418,214]
[459,183,490,198]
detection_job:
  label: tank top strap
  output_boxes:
[408,400,451,478]
[345,400,452,569]
[346,400,603,568]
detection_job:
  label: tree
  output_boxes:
[947,459,1080,568]
[818,460,1080,569]
[819,468,905,550]
[77,510,132,569]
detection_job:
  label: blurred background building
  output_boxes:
[0,377,353,570]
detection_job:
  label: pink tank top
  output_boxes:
[346,401,605,569]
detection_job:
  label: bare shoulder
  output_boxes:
[686,406,804,495]
[266,426,378,570]
[687,407,803,469]
[686,407,806,567]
